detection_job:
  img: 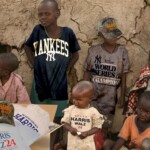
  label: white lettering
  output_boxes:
[64,42,69,57]
[50,38,55,51]
[55,39,61,54]
[38,40,44,55]
[34,38,69,61]
[33,41,38,56]
[43,38,49,53]
[46,53,56,61]
[92,75,120,86]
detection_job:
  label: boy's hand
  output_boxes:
[69,127,78,136]
[128,141,137,149]
[78,131,88,139]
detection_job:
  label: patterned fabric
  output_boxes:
[0,73,30,103]
[0,101,14,125]
[61,105,104,150]
[84,44,129,114]
[126,66,150,116]
[26,25,80,101]
[119,115,150,149]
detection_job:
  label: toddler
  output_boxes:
[61,81,104,150]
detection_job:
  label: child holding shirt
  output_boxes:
[61,81,104,150]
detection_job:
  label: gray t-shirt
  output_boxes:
[84,44,129,114]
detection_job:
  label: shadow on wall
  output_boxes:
[0,44,11,53]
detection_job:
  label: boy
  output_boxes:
[0,53,30,103]
[24,0,80,101]
[103,91,150,150]
[24,0,80,148]
[61,81,104,150]
[83,17,129,120]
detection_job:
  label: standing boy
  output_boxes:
[24,0,80,101]
[83,17,129,122]
[24,0,80,148]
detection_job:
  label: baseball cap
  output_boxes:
[0,101,15,125]
[97,17,122,39]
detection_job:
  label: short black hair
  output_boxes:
[40,0,59,10]
[138,91,150,104]
[73,81,94,93]
[0,53,19,73]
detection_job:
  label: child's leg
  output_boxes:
[102,139,114,150]
[141,138,150,150]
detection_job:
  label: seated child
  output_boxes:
[102,91,150,150]
[61,81,104,150]
[0,53,30,103]
[125,53,150,116]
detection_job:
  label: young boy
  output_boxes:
[61,81,104,150]
[24,0,80,101]
[24,0,80,148]
[103,91,150,150]
[0,53,30,103]
[83,17,129,120]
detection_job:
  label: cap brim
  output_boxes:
[113,29,122,37]
[102,28,122,39]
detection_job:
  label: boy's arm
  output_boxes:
[16,76,31,104]
[24,45,35,68]
[79,127,99,139]
[118,72,127,108]
[67,51,79,74]
[63,122,78,136]
[112,138,125,150]
[83,71,90,81]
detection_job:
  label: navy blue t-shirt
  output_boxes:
[26,25,80,100]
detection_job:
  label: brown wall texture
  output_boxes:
[0,0,150,131]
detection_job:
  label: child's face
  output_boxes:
[0,61,7,78]
[103,37,118,45]
[72,89,92,109]
[38,2,59,27]
[136,98,150,123]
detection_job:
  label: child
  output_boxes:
[125,51,150,116]
[83,17,129,121]
[61,81,104,150]
[24,0,80,148]
[0,53,30,103]
[24,0,80,101]
[103,91,150,150]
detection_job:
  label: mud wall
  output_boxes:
[1,0,150,131]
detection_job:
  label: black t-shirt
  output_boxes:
[26,25,80,100]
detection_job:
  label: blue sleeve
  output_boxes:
[68,28,80,53]
[25,25,40,52]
